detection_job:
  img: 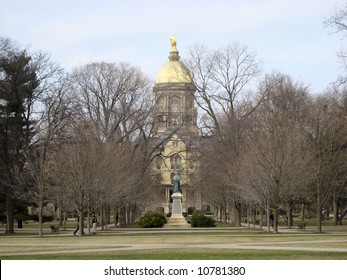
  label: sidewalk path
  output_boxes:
[1,224,346,257]
[1,238,347,257]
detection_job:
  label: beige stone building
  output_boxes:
[149,36,202,215]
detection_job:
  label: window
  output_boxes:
[186,96,193,108]
[170,115,180,127]
[157,96,165,109]
[170,99,180,112]
[157,115,167,123]
[170,154,181,169]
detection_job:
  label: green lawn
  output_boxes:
[1,224,346,260]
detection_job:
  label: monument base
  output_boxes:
[164,192,191,228]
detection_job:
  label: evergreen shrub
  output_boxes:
[190,213,216,227]
[138,212,167,228]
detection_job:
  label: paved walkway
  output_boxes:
[241,222,347,233]
[1,224,347,257]
[1,239,347,257]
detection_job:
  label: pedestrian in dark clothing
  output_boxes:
[73,216,79,236]
[92,213,98,234]
[269,213,274,227]
[115,213,119,226]
[73,215,84,235]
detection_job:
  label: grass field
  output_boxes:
[1,223,347,260]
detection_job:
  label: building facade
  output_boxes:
[149,36,202,215]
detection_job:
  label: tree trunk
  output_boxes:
[38,203,43,237]
[125,205,129,225]
[78,211,84,237]
[266,204,270,232]
[338,206,347,225]
[101,205,105,230]
[332,190,339,225]
[234,202,241,227]
[229,202,239,226]
[38,187,44,237]
[301,203,305,221]
[259,208,263,230]
[86,208,91,235]
[316,185,322,233]
[114,207,119,227]
[78,191,85,237]
[5,195,15,234]
[119,207,124,228]
[104,206,108,229]
[273,208,278,233]
[106,206,111,225]
[233,209,240,227]
[63,211,67,230]
[246,207,250,228]
[286,202,293,228]
[58,206,62,226]
[223,206,227,224]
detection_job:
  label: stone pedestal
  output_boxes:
[164,192,191,228]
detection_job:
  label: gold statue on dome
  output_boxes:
[170,34,177,50]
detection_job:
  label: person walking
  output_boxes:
[269,213,274,227]
[73,215,79,236]
[115,213,119,227]
[73,214,84,236]
[92,213,98,234]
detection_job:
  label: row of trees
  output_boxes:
[186,6,347,233]
[0,37,159,236]
[193,64,347,233]
[1,4,347,235]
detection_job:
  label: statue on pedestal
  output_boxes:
[173,172,181,193]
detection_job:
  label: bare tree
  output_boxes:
[256,73,313,227]
[185,42,262,224]
[186,43,262,225]
[306,93,347,232]
[13,75,71,236]
[332,87,347,224]
[70,62,152,143]
[240,114,313,233]
[54,121,103,236]
[62,62,155,229]
[185,42,261,136]
[237,73,313,232]
[325,3,347,85]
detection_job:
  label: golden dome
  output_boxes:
[155,60,192,84]
[155,36,192,84]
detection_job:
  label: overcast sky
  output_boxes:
[1,0,346,93]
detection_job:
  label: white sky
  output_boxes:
[1,0,346,94]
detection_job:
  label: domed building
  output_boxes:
[148,35,202,215]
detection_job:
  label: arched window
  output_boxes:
[186,96,193,108]
[170,98,180,112]
[170,154,181,169]
[157,96,165,109]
